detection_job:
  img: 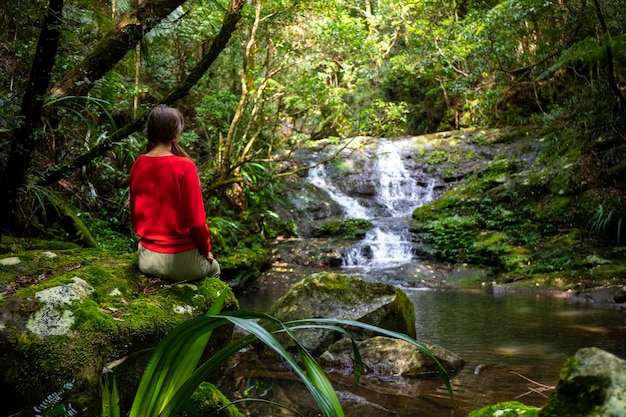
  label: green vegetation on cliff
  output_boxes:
[410,129,626,289]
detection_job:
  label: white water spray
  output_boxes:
[306,138,437,268]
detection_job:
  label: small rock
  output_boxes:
[34,277,94,306]
[0,257,21,266]
[614,286,626,303]
[319,336,464,377]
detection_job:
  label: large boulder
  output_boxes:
[0,242,238,416]
[267,272,417,356]
[538,347,626,417]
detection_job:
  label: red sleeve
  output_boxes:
[129,164,137,231]
[182,163,212,256]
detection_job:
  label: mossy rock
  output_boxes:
[217,243,272,288]
[0,242,239,416]
[588,263,626,281]
[468,401,539,417]
[537,348,626,417]
[190,382,245,417]
[267,272,416,355]
[548,171,577,196]
[312,218,374,239]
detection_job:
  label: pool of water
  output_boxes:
[229,279,626,416]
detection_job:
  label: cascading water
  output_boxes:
[306,138,437,269]
[307,165,370,219]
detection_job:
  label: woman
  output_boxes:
[130,104,220,281]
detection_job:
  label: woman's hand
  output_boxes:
[206,251,215,264]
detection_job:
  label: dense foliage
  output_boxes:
[0,0,624,261]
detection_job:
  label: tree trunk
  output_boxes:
[0,0,64,232]
[592,0,626,110]
[51,0,187,98]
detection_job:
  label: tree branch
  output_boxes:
[51,0,187,98]
[37,4,245,187]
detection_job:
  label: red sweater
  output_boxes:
[130,154,211,256]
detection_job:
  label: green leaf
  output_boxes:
[100,370,120,417]
[128,291,229,417]
[289,318,455,403]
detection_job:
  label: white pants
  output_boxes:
[137,244,221,282]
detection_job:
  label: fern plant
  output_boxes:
[588,200,624,243]
[32,380,78,417]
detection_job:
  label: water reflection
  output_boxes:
[408,288,626,372]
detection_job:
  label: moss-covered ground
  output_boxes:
[0,237,240,415]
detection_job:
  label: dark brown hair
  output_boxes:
[146,104,190,158]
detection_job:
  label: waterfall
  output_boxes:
[307,165,370,219]
[306,138,437,268]
[375,140,434,217]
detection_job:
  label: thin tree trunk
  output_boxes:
[134,43,141,118]
[37,4,244,187]
[592,0,626,109]
[0,0,64,232]
[219,0,262,186]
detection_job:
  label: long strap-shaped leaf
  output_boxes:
[127,307,455,417]
[129,291,229,417]
[289,318,456,403]
[159,310,345,417]
[277,323,364,385]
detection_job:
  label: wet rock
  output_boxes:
[538,347,626,417]
[614,286,626,303]
[267,272,417,355]
[319,336,464,376]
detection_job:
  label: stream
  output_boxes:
[225,137,626,416]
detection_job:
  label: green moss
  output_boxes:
[270,272,416,341]
[0,237,80,253]
[218,244,272,286]
[589,263,626,282]
[313,218,373,240]
[426,150,450,164]
[189,382,245,417]
[304,272,357,294]
[45,191,98,248]
[548,173,576,196]
[537,196,572,222]
[418,215,480,263]
[1,241,240,415]
[559,357,580,380]
[73,299,117,332]
[468,401,539,417]
[80,266,112,286]
[457,276,485,288]
[500,246,532,271]
[538,359,605,417]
